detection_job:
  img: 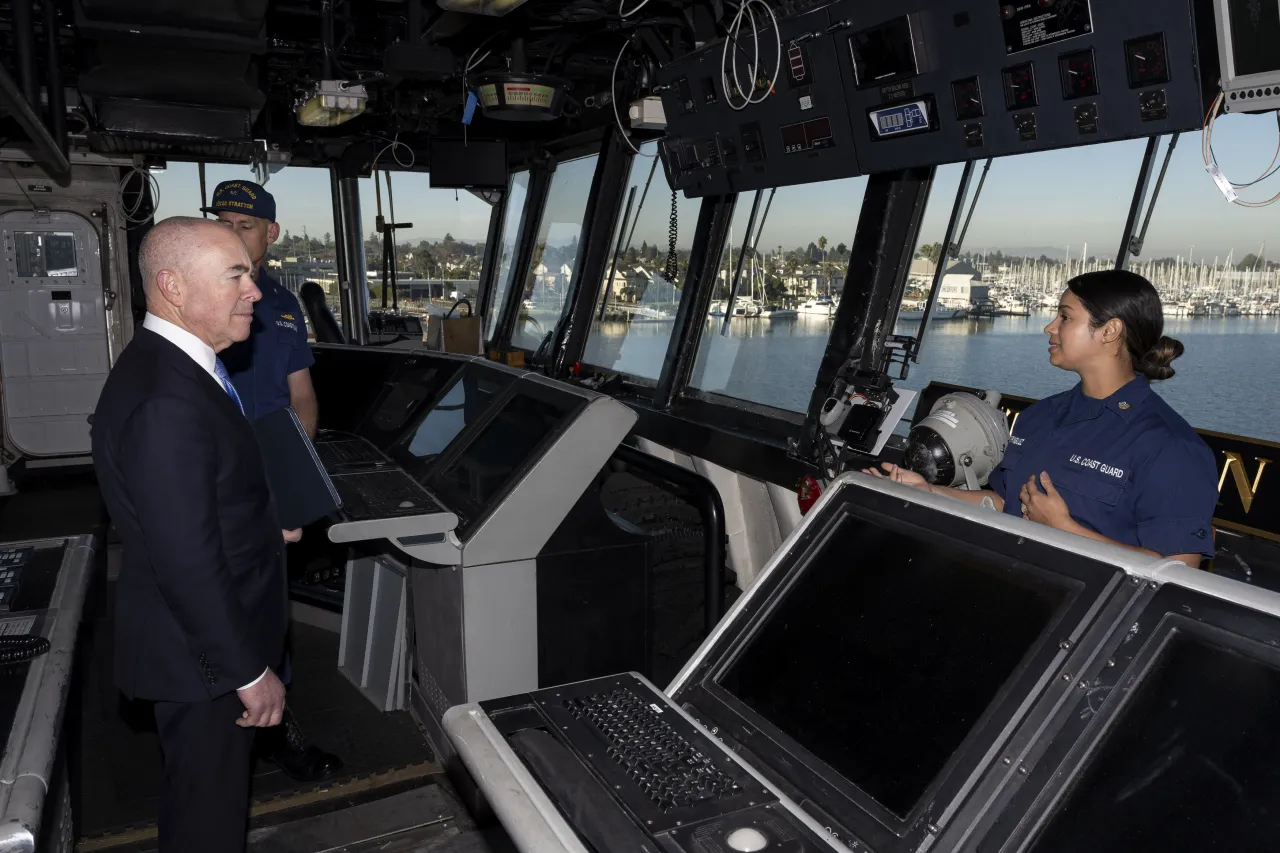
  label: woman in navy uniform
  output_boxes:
[870,269,1218,568]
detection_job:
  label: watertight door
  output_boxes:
[0,211,110,457]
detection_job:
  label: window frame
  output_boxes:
[491,136,606,352]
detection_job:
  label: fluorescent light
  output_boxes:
[436,0,530,15]
[295,81,369,127]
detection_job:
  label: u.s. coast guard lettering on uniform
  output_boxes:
[1069,454,1124,478]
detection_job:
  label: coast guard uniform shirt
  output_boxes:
[221,268,314,421]
[987,375,1218,558]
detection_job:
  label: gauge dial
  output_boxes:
[1059,48,1099,99]
[1002,63,1037,110]
[952,76,985,120]
[1125,32,1170,88]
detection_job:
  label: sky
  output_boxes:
[152,110,1280,262]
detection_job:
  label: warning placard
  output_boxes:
[999,0,1093,54]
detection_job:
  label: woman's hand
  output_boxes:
[282,528,302,543]
[862,462,933,493]
[1019,472,1075,531]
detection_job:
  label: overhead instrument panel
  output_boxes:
[830,0,1206,174]
[656,4,863,198]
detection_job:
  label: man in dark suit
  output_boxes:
[92,216,296,853]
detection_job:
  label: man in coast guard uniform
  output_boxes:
[203,180,319,435]
[201,180,342,780]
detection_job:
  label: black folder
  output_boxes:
[252,406,343,530]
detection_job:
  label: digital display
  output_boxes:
[1003,62,1038,110]
[14,232,78,278]
[848,16,919,89]
[394,367,512,473]
[427,391,580,533]
[1227,0,1280,77]
[868,100,932,138]
[780,117,834,154]
[1029,631,1280,852]
[1124,33,1170,88]
[717,511,1070,819]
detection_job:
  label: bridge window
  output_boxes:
[582,143,701,380]
[485,170,531,342]
[511,154,600,352]
[688,177,868,412]
[896,163,967,340]
[892,140,1150,406]
[1100,119,1280,441]
[356,172,493,318]
[151,163,340,320]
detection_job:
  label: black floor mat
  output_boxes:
[76,617,435,840]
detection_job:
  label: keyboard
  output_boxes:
[565,687,744,813]
[331,469,442,520]
[316,439,388,469]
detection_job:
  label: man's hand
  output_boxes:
[236,669,286,728]
[282,528,302,543]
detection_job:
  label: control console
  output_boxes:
[658,0,1208,196]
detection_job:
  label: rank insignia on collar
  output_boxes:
[1118,401,1130,410]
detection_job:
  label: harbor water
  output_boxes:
[577,312,1280,443]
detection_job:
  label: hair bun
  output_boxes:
[1138,335,1183,381]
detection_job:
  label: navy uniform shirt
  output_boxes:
[988,376,1218,558]
[221,268,314,421]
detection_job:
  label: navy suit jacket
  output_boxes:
[92,328,288,702]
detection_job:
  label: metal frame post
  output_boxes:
[653,194,737,409]
[797,167,934,457]
[551,128,635,375]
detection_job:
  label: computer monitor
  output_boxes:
[1214,0,1280,98]
[424,385,584,536]
[429,139,508,190]
[355,359,466,449]
[309,348,411,434]
[1026,626,1280,852]
[390,364,516,477]
[680,484,1125,853]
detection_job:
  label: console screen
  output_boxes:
[718,511,1070,818]
[393,366,512,472]
[1029,630,1280,852]
[426,390,580,532]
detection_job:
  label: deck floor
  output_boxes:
[75,614,437,847]
[0,470,731,848]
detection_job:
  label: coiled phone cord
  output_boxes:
[0,635,50,664]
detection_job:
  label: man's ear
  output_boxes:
[154,268,184,309]
[266,221,280,246]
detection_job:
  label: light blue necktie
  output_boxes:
[213,358,245,415]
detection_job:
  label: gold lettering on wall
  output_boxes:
[1217,452,1271,513]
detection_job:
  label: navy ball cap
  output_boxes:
[201,179,276,222]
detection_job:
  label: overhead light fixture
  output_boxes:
[437,0,530,14]
[295,81,368,127]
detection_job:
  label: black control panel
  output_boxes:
[834,0,1204,174]
[658,0,1206,196]
[657,4,860,196]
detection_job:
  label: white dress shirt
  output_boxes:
[142,313,268,691]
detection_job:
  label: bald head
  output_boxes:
[140,216,261,352]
